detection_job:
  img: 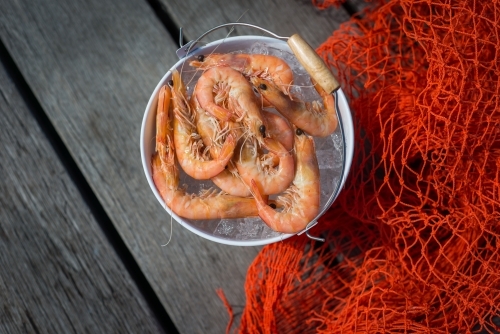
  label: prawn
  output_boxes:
[155,85,174,171]
[251,77,338,137]
[171,70,236,180]
[236,137,295,195]
[194,66,268,143]
[151,153,261,219]
[249,128,320,233]
[190,53,294,95]
[191,95,251,197]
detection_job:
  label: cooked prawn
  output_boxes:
[155,85,174,171]
[191,95,251,197]
[249,128,320,233]
[236,137,294,195]
[190,53,294,95]
[171,70,236,180]
[194,66,268,143]
[151,153,261,219]
[251,77,338,137]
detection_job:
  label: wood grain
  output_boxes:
[0,0,259,333]
[160,0,351,48]
[0,51,161,333]
[0,0,354,332]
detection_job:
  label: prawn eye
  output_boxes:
[259,125,266,137]
[259,83,267,90]
[168,79,174,87]
[197,54,205,62]
[296,128,304,136]
[269,203,277,209]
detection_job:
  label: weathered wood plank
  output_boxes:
[0,50,161,333]
[162,0,351,48]
[0,0,354,332]
[0,0,260,333]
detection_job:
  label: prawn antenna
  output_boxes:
[161,205,174,247]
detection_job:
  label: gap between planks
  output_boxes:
[147,0,365,49]
[0,39,180,334]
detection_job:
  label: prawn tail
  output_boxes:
[217,133,236,165]
[323,94,338,134]
[249,179,279,231]
[249,180,266,208]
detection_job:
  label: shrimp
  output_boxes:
[249,128,320,233]
[151,153,261,219]
[191,95,252,197]
[194,66,268,143]
[190,53,294,95]
[155,85,174,171]
[236,137,295,195]
[251,77,338,137]
[171,70,236,180]
[191,95,240,157]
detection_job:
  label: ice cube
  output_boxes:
[265,46,283,57]
[332,132,344,153]
[249,42,269,55]
[235,217,264,240]
[314,136,333,152]
[316,149,336,170]
[214,219,235,236]
[260,226,282,239]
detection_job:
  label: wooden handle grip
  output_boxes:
[287,34,340,94]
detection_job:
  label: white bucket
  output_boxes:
[140,35,354,246]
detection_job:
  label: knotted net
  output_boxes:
[237,0,500,332]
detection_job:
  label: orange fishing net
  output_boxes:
[237,0,500,332]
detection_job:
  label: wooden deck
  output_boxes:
[0,1,361,332]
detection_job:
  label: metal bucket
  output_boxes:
[140,24,354,246]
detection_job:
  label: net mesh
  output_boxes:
[236,0,500,332]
